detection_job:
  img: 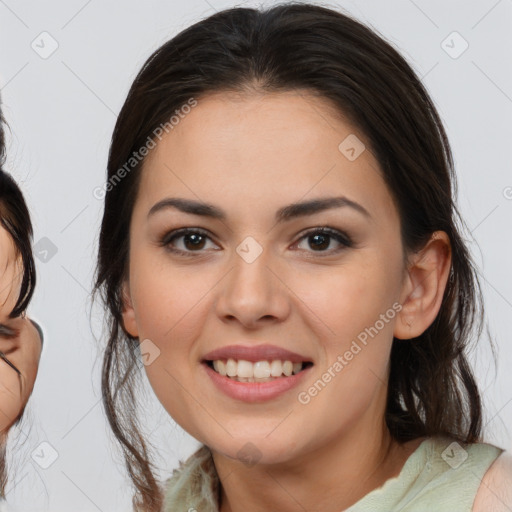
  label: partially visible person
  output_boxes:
[0,95,43,502]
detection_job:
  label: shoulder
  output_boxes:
[472,450,512,511]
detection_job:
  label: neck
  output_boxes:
[211,391,413,512]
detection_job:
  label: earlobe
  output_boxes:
[121,280,139,338]
[394,231,451,340]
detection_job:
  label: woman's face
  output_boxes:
[0,224,42,433]
[122,91,411,464]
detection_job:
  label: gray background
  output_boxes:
[1,0,511,510]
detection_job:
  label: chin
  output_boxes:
[206,433,300,467]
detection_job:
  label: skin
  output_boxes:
[0,224,23,316]
[121,90,455,511]
[473,451,512,511]
[0,224,42,435]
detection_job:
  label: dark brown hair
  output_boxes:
[0,95,38,497]
[93,3,486,510]
[0,100,36,318]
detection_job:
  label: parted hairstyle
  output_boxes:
[93,3,488,511]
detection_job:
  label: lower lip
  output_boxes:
[201,362,313,403]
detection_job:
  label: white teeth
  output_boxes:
[237,360,253,378]
[211,359,305,380]
[254,361,271,379]
[270,360,282,377]
[225,359,236,377]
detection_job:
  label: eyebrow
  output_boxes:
[148,196,371,222]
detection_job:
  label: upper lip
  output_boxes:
[202,344,313,363]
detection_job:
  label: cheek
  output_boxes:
[23,356,40,400]
[133,266,214,436]
[289,255,400,346]
[0,376,22,432]
[132,262,212,340]
[130,256,219,385]
[0,270,21,317]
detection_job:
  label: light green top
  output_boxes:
[162,437,504,512]
[345,436,503,511]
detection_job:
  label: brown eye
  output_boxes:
[295,227,353,255]
[181,232,207,250]
[160,228,219,256]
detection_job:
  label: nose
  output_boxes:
[214,245,290,329]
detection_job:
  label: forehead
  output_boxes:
[135,91,396,223]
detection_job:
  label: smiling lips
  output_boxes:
[201,344,314,399]
[202,343,312,363]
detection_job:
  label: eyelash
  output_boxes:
[159,227,353,258]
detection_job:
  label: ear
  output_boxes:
[121,280,139,338]
[394,231,451,339]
